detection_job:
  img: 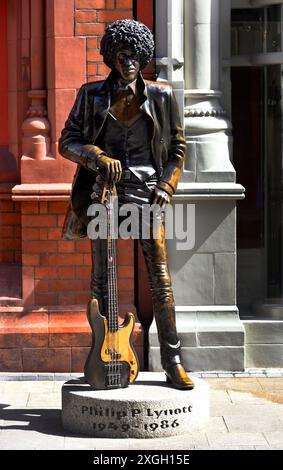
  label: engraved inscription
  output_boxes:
[81,405,193,433]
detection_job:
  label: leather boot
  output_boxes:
[154,302,194,390]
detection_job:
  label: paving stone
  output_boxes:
[265,372,283,378]
[196,445,256,450]
[210,389,232,403]
[37,374,55,381]
[254,446,272,450]
[207,377,263,392]
[254,444,283,450]
[233,373,251,378]
[0,377,283,449]
[19,381,55,393]
[97,442,133,451]
[206,431,268,447]
[127,438,195,451]
[210,403,237,417]
[0,430,64,450]
[53,382,65,390]
[202,416,228,433]
[227,390,276,405]
[1,420,31,428]
[0,374,24,381]
[65,436,103,450]
[114,433,197,451]
[122,429,200,449]
[223,414,283,433]
[189,431,209,448]
[217,373,234,378]
[215,403,283,420]
[226,390,261,404]
[26,393,61,408]
[0,392,30,407]
[54,374,73,381]
[263,431,283,446]
[201,373,219,378]
[19,375,38,381]
[68,434,133,450]
[248,372,266,377]
[257,378,283,390]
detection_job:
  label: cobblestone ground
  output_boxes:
[0,370,282,450]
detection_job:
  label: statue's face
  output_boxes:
[115,49,141,82]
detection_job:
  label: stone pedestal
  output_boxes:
[61,372,210,438]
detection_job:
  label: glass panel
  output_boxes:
[266,64,283,298]
[266,5,282,52]
[231,8,264,55]
[232,67,265,316]
[232,63,283,316]
[231,5,282,55]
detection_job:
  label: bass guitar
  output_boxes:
[84,181,139,389]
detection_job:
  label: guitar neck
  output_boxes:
[107,189,119,332]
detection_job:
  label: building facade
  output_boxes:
[0,0,282,373]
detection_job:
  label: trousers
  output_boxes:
[90,173,182,368]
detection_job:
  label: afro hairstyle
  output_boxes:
[100,19,155,70]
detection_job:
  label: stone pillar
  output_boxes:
[183,0,235,183]
[149,0,246,372]
[155,0,184,120]
[22,0,51,162]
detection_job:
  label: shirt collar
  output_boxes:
[103,70,147,102]
[114,78,137,96]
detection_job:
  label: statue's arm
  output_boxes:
[156,88,186,197]
[58,85,105,171]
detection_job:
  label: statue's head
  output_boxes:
[100,19,154,81]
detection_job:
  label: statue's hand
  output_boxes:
[151,186,172,209]
[97,155,122,183]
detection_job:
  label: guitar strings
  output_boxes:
[111,190,118,386]
[111,190,120,386]
[108,187,120,387]
[112,224,119,386]
[107,190,114,386]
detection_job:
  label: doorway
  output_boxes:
[232,64,283,318]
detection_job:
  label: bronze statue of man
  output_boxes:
[59,19,194,390]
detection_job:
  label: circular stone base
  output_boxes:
[62,372,210,438]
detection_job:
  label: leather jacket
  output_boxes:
[58,71,186,239]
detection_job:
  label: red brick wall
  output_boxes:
[21,201,90,306]
[0,0,8,146]
[75,0,133,82]
[0,199,21,264]
[21,201,135,308]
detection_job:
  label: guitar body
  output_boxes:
[84,298,139,390]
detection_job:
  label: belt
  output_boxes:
[121,169,157,182]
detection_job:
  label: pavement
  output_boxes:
[0,369,282,450]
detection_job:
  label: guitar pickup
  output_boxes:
[105,348,121,360]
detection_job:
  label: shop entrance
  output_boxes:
[232,64,283,319]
